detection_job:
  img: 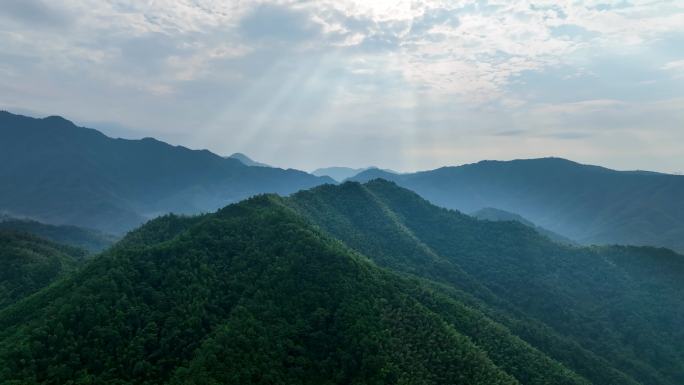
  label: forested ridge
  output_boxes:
[0,231,87,310]
[286,180,684,385]
[0,180,682,384]
[0,197,519,385]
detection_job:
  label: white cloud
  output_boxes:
[2,0,683,99]
[662,60,684,70]
[662,60,684,78]
[299,0,684,99]
[0,0,683,172]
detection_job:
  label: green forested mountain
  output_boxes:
[0,181,682,385]
[286,180,684,385]
[0,111,333,234]
[0,217,117,252]
[0,231,87,310]
[0,196,526,385]
[350,158,684,252]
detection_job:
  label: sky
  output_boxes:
[1,0,683,173]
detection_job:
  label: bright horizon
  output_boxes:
[1,1,683,173]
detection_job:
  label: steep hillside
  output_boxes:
[350,158,684,252]
[287,180,684,385]
[0,231,87,310]
[0,111,333,234]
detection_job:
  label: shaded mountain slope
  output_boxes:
[0,231,87,310]
[286,180,684,385]
[0,217,117,252]
[0,111,333,234]
[350,158,684,252]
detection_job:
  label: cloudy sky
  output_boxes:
[1,0,683,173]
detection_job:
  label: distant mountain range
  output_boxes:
[350,158,684,252]
[3,110,683,253]
[312,166,397,182]
[1,180,682,384]
[0,111,333,234]
[227,152,271,167]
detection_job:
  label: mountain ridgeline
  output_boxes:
[0,111,333,234]
[3,111,682,253]
[287,181,684,385]
[227,152,271,167]
[0,180,682,385]
[312,166,397,182]
[350,158,684,252]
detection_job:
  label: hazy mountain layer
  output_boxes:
[350,158,684,252]
[227,152,271,167]
[312,166,396,182]
[0,217,117,252]
[0,111,333,234]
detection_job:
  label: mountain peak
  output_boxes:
[312,166,398,182]
[42,115,72,123]
[470,157,580,168]
[38,115,79,129]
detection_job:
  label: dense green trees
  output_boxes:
[0,196,519,385]
[0,231,87,310]
[0,180,682,384]
[287,180,684,385]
